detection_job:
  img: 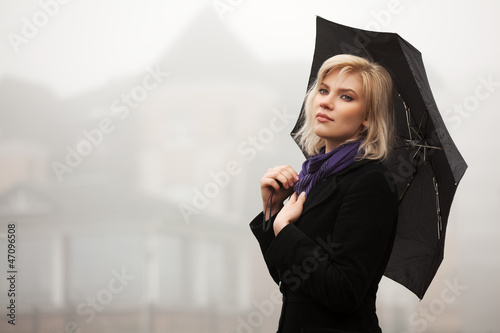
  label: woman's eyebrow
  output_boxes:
[337,87,359,97]
[319,82,360,97]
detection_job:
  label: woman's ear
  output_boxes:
[362,119,368,127]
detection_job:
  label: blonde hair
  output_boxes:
[295,54,394,160]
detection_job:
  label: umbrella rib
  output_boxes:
[404,141,443,151]
[399,104,443,152]
[400,97,437,149]
[392,143,411,150]
[398,169,416,203]
[415,108,428,141]
[424,162,443,240]
[402,96,413,142]
[400,96,438,150]
[434,177,442,240]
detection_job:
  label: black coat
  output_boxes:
[250,159,398,333]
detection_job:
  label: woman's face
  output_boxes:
[313,69,367,153]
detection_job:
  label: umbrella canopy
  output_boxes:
[291,16,467,299]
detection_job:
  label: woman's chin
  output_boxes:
[313,127,331,139]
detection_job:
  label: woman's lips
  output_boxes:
[316,112,332,122]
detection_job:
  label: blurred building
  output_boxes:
[0,8,301,333]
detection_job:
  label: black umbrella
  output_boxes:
[291,17,467,299]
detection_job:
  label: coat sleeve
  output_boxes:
[249,212,281,285]
[265,168,398,313]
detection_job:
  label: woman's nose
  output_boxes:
[320,96,334,110]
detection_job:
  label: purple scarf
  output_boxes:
[294,141,362,195]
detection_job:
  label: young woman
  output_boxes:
[250,54,399,333]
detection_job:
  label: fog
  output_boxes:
[0,0,499,332]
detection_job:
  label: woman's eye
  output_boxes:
[341,94,354,101]
[319,88,328,95]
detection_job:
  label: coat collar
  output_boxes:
[301,158,376,215]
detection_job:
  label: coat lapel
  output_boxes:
[301,173,338,215]
[300,159,374,215]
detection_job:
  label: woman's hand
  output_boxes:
[274,192,306,235]
[260,165,299,219]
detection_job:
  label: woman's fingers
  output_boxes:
[279,165,300,187]
[260,176,281,191]
[260,165,300,216]
[284,191,305,209]
[274,191,307,232]
[288,192,297,203]
[263,165,299,190]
